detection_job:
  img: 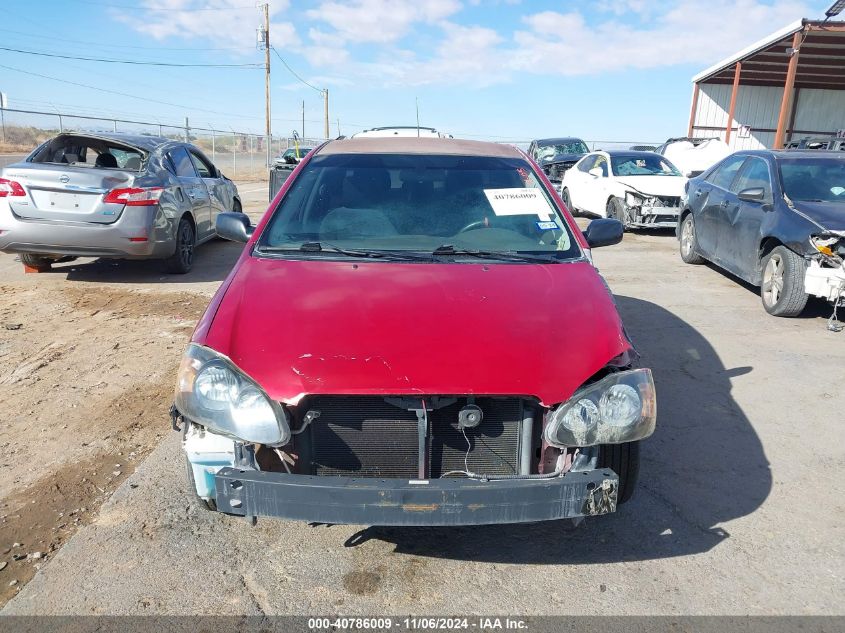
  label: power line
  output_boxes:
[0,46,262,68]
[63,0,257,12]
[0,62,260,119]
[271,47,323,93]
[0,27,255,52]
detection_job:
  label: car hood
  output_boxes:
[198,257,632,407]
[542,153,585,165]
[791,200,845,232]
[615,175,686,197]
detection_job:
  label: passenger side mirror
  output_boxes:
[583,218,624,248]
[737,187,766,202]
[216,212,254,243]
[588,167,603,178]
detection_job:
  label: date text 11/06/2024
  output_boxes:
[307,617,529,630]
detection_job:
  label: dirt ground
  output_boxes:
[0,179,268,604]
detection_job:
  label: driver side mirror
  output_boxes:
[583,218,623,248]
[588,167,603,178]
[216,212,254,243]
[737,187,766,202]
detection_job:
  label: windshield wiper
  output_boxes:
[256,242,433,261]
[432,244,560,263]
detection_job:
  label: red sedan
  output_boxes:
[173,137,656,526]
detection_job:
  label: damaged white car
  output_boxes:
[561,151,686,230]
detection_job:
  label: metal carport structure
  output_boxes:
[688,18,845,149]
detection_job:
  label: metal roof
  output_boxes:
[693,19,845,89]
[317,137,522,158]
[56,131,173,151]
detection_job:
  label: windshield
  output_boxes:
[537,141,588,160]
[259,153,581,260]
[779,158,845,202]
[611,154,681,176]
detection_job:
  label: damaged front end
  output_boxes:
[172,344,655,526]
[806,233,845,305]
[623,191,681,228]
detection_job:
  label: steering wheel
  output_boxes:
[457,218,494,233]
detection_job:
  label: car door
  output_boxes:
[714,156,774,282]
[566,155,596,211]
[694,154,746,259]
[583,154,610,216]
[166,146,212,239]
[188,148,230,230]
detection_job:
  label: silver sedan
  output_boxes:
[0,132,243,273]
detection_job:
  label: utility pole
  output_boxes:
[322,89,329,139]
[262,2,271,167]
[301,100,305,139]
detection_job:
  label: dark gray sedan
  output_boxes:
[678,150,845,316]
[0,132,243,273]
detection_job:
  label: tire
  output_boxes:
[598,441,640,505]
[164,217,195,274]
[607,197,630,229]
[679,213,705,264]
[20,253,54,271]
[561,188,575,215]
[184,453,217,512]
[760,245,809,317]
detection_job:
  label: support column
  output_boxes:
[687,83,700,137]
[774,31,802,149]
[725,62,741,144]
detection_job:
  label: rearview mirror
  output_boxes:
[583,218,623,248]
[737,187,766,202]
[216,212,254,243]
[588,167,603,178]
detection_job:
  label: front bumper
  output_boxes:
[628,205,680,229]
[213,468,619,526]
[805,260,845,302]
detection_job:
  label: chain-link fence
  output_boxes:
[0,107,326,180]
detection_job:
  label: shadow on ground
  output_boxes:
[38,239,247,284]
[342,295,772,563]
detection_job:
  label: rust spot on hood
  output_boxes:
[402,503,439,512]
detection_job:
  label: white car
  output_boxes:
[561,150,686,229]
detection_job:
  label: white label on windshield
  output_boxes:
[484,188,553,220]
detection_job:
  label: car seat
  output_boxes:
[95,152,118,168]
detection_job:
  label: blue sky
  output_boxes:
[0,0,832,144]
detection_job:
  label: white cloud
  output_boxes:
[305,0,462,44]
[116,0,297,50]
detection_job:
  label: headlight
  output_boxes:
[624,192,645,207]
[544,368,656,447]
[175,344,290,446]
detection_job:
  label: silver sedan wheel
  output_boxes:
[762,252,784,307]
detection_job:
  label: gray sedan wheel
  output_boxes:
[761,246,808,317]
[164,217,195,274]
[679,214,705,264]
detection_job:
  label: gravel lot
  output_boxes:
[0,178,842,615]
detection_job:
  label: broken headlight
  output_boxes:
[624,192,646,207]
[544,368,656,447]
[810,234,845,261]
[175,344,291,446]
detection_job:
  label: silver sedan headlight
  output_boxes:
[175,344,291,446]
[544,368,656,447]
[624,192,645,207]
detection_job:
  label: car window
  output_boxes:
[707,155,746,191]
[611,154,680,176]
[259,153,581,260]
[167,147,198,178]
[189,150,215,178]
[578,155,597,173]
[779,157,845,202]
[594,155,609,177]
[732,157,771,198]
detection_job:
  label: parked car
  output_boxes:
[0,132,242,273]
[678,150,845,316]
[784,137,845,151]
[655,137,730,178]
[527,137,589,182]
[561,150,686,229]
[173,137,657,526]
[274,146,313,165]
[352,126,451,138]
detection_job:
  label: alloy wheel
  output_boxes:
[762,253,784,307]
[681,218,694,257]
